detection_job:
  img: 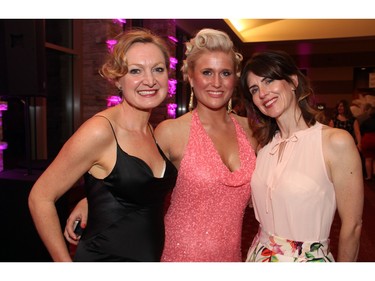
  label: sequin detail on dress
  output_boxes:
[161,110,256,262]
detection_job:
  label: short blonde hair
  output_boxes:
[181,28,243,81]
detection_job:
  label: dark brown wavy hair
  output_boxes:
[240,50,319,147]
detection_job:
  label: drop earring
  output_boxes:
[188,88,194,112]
[227,98,232,113]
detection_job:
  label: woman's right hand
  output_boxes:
[64,198,88,245]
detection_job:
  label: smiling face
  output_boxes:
[117,42,169,111]
[246,72,298,119]
[188,51,236,111]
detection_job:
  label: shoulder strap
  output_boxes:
[147,122,169,160]
[148,123,157,142]
[93,115,118,143]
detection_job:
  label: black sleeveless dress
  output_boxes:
[74,117,177,262]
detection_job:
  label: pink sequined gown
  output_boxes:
[161,110,256,262]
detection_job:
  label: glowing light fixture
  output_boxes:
[113,19,126,25]
[168,35,178,43]
[106,39,117,52]
[167,103,177,119]
[168,79,177,97]
[107,95,121,107]
[170,57,178,70]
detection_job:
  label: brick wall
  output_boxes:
[80,19,177,128]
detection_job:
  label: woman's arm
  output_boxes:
[325,127,364,261]
[154,114,190,170]
[28,118,109,261]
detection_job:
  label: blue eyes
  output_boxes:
[128,67,165,75]
[202,70,232,77]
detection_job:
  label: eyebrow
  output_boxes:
[248,76,268,90]
[248,84,257,90]
[128,62,166,68]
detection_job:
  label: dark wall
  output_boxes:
[0,170,69,261]
[0,19,46,98]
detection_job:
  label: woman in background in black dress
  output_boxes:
[28,29,177,261]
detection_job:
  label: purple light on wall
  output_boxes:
[106,39,117,52]
[113,19,126,25]
[254,43,268,53]
[107,95,121,107]
[297,42,312,55]
[0,102,7,153]
[169,57,178,70]
[168,35,178,43]
[0,102,7,111]
[0,142,8,151]
[167,103,177,119]
[297,42,312,69]
[168,79,177,97]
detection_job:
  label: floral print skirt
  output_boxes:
[246,226,335,262]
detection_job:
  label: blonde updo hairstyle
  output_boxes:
[181,28,243,81]
[100,28,171,87]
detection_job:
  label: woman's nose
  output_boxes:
[258,86,267,98]
[212,74,222,87]
[144,71,156,86]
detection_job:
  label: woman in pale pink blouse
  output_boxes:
[240,50,364,262]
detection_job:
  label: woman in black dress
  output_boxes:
[28,29,177,261]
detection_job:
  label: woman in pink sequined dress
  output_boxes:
[155,28,257,262]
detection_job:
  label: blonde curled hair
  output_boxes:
[100,28,170,84]
[181,28,243,81]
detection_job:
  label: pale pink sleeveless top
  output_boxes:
[161,110,256,262]
[251,122,336,242]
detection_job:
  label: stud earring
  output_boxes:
[117,85,123,97]
[116,83,122,91]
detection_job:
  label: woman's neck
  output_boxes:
[276,110,308,139]
[195,106,230,125]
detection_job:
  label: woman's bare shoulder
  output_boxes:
[231,114,258,149]
[155,113,191,136]
[154,113,192,163]
[79,114,114,140]
[322,124,355,152]
[321,124,360,176]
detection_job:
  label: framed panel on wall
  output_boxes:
[354,67,375,93]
